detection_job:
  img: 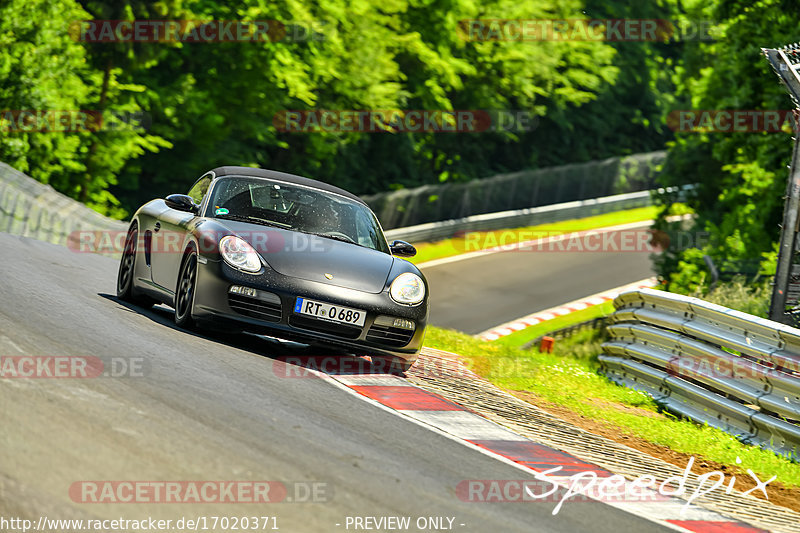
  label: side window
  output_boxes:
[354,208,380,249]
[187,175,212,205]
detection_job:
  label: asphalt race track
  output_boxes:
[0,233,676,532]
[422,225,656,334]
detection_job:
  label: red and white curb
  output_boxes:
[477,277,658,341]
[287,362,770,533]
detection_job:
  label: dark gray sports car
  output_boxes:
[116,166,428,372]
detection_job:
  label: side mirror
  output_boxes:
[389,240,417,258]
[165,194,199,214]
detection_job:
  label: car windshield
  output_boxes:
[205,176,389,253]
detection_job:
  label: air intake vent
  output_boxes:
[228,293,282,322]
[366,324,414,347]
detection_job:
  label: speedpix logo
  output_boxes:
[458,457,775,515]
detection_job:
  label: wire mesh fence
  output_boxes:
[364,151,666,229]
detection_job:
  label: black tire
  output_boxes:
[116,223,154,308]
[174,250,198,329]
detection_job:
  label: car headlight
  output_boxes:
[219,236,263,273]
[390,272,425,305]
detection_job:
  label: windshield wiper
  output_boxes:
[297,230,360,246]
[215,213,289,228]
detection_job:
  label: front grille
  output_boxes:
[228,293,282,322]
[365,324,415,347]
[288,315,362,339]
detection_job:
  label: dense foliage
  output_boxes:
[652,0,800,292]
[1,0,673,216]
[3,0,799,292]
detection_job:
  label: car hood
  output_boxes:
[212,220,395,293]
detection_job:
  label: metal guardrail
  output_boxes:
[366,151,666,229]
[0,157,680,252]
[0,158,664,248]
[385,185,692,244]
[385,189,657,243]
[0,162,127,246]
[599,289,800,459]
[521,317,608,351]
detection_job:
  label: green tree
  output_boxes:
[112,0,620,212]
[0,0,171,217]
[0,0,94,192]
[653,0,800,292]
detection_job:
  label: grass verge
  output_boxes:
[410,205,663,265]
[495,300,616,348]
[423,325,800,489]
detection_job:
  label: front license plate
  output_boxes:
[294,297,366,327]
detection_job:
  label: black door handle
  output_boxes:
[154,222,161,232]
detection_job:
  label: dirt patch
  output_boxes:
[583,397,662,418]
[509,389,800,513]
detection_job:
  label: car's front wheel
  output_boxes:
[174,250,198,329]
[117,223,154,308]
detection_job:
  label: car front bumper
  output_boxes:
[191,258,428,365]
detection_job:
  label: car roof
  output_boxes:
[209,166,366,205]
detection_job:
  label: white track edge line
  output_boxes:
[303,365,742,532]
[416,214,692,270]
[416,220,656,270]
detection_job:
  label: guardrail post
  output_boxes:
[602,288,800,459]
[702,254,719,291]
[763,45,800,324]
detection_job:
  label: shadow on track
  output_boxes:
[98,292,406,378]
